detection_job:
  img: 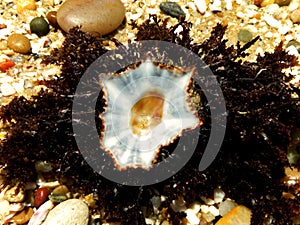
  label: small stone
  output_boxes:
[13,207,34,224]
[35,161,52,173]
[275,0,291,6]
[34,188,50,208]
[43,199,89,225]
[49,193,68,203]
[30,17,50,36]
[286,40,300,52]
[7,34,31,54]
[215,205,252,225]
[260,0,274,7]
[290,9,300,23]
[238,29,253,42]
[57,0,125,35]
[16,0,36,13]
[0,200,10,221]
[185,208,200,225]
[4,185,25,203]
[219,199,237,216]
[160,2,186,18]
[214,188,225,203]
[46,11,59,28]
[52,185,69,195]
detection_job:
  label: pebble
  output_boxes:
[159,2,186,18]
[4,185,25,203]
[286,40,300,52]
[16,0,36,13]
[0,200,10,221]
[275,0,291,6]
[35,161,52,173]
[43,199,89,225]
[290,9,300,23]
[214,188,225,203]
[52,185,69,195]
[185,208,200,224]
[0,83,15,96]
[28,200,54,225]
[238,29,253,42]
[57,0,125,35]
[219,199,238,216]
[34,188,50,208]
[7,34,31,54]
[13,207,34,224]
[260,0,274,7]
[215,205,252,225]
[48,193,68,203]
[30,17,50,36]
[46,11,59,28]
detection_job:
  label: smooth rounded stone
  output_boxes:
[4,185,25,203]
[238,29,253,43]
[159,2,185,18]
[30,17,50,36]
[216,205,251,225]
[46,11,59,28]
[13,207,34,224]
[34,188,50,208]
[52,185,69,195]
[275,0,291,6]
[7,34,31,54]
[57,0,125,35]
[0,200,10,221]
[290,9,300,23]
[286,40,300,52]
[43,199,89,225]
[48,193,68,203]
[219,199,237,217]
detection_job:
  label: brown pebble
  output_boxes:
[52,185,69,195]
[274,0,291,6]
[13,207,34,224]
[57,0,125,35]
[260,0,274,7]
[4,185,25,203]
[46,11,59,28]
[34,187,50,208]
[7,34,31,54]
[290,10,300,23]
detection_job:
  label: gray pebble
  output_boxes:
[159,2,185,18]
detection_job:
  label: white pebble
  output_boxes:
[189,201,201,213]
[289,0,299,11]
[278,25,291,35]
[0,200,10,222]
[0,83,15,96]
[194,0,207,14]
[210,0,222,11]
[185,209,200,225]
[265,31,273,38]
[200,204,209,213]
[225,0,232,10]
[28,200,54,225]
[263,14,281,28]
[214,188,225,203]
[236,11,246,19]
[219,199,237,216]
[286,45,299,55]
[209,205,219,217]
[43,199,89,225]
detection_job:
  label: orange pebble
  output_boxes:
[215,205,252,225]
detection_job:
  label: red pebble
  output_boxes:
[34,188,50,208]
